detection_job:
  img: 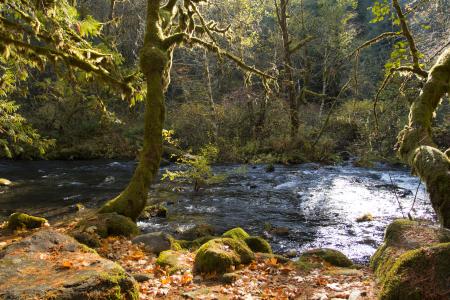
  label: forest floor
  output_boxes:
[0,219,379,300]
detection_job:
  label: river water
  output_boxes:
[0,160,435,263]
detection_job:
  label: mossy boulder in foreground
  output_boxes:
[0,229,138,299]
[194,238,255,274]
[371,219,450,300]
[379,243,450,300]
[299,248,353,268]
[244,236,272,253]
[222,227,250,240]
[7,212,48,230]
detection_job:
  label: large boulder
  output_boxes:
[0,230,138,300]
[194,238,255,274]
[371,219,450,299]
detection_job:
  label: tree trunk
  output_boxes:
[275,0,299,139]
[99,0,172,221]
[397,48,450,228]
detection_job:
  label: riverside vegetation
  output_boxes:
[0,0,449,299]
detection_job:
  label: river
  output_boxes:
[0,160,435,264]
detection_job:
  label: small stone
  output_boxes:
[132,273,153,282]
[285,249,298,258]
[221,272,240,284]
[132,232,172,254]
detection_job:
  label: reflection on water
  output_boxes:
[0,160,434,263]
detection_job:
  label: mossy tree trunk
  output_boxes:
[397,48,450,228]
[99,0,176,221]
[98,0,273,222]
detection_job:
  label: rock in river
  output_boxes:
[0,229,138,300]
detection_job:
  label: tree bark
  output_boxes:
[99,0,173,221]
[397,48,450,228]
[275,0,299,138]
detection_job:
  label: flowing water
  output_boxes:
[0,160,435,264]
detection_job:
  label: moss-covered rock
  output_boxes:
[371,219,450,299]
[299,248,353,268]
[194,238,255,274]
[177,236,216,250]
[379,243,450,300]
[222,227,250,240]
[0,230,138,300]
[74,213,139,239]
[156,250,191,274]
[137,204,167,220]
[177,224,216,240]
[7,213,48,230]
[256,253,290,264]
[244,236,272,253]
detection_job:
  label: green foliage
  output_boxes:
[163,144,226,192]
[0,99,54,158]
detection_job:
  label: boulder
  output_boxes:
[244,236,272,253]
[222,227,250,240]
[299,248,353,268]
[371,219,450,299]
[0,230,138,300]
[177,224,215,240]
[7,212,48,230]
[156,250,191,274]
[137,205,167,221]
[177,236,215,250]
[72,213,139,247]
[132,232,178,254]
[194,238,255,274]
[75,213,139,238]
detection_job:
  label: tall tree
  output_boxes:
[1,0,272,222]
[274,0,312,138]
[98,0,273,220]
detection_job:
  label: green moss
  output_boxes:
[177,236,216,250]
[138,205,167,220]
[178,224,215,240]
[222,227,250,240]
[75,213,139,239]
[295,257,322,272]
[156,250,190,274]
[194,238,255,274]
[384,219,418,245]
[244,236,272,254]
[299,248,353,268]
[380,243,450,300]
[257,253,290,264]
[97,265,139,300]
[7,212,48,230]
